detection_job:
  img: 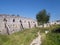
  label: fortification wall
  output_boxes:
[0,14,38,34]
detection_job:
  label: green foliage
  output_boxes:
[0,35,9,45]
[0,28,39,45]
[36,9,50,25]
[42,33,60,45]
[42,25,60,45]
[0,25,60,45]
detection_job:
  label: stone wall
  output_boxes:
[0,14,38,34]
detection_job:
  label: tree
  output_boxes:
[36,9,50,25]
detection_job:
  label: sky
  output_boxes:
[0,0,60,21]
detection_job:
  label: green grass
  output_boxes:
[0,35,9,45]
[42,33,60,45]
[0,25,60,45]
[0,28,40,45]
[41,25,60,45]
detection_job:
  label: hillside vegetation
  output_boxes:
[42,25,60,45]
[0,25,60,45]
[0,28,40,45]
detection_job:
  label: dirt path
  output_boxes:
[30,32,41,45]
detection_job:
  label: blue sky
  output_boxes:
[0,0,60,21]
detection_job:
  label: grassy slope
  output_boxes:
[0,25,60,45]
[42,25,60,45]
[0,28,40,45]
[42,33,60,45]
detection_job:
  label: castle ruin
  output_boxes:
[0,14,37,35]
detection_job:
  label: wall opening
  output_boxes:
[28,21,31,28]
[3,18,7,22]
[20,20,24,29]
[13,19,15,22]
[4,23,10,35]
[0,31,1,32]
[3,18,9,35]
[34,24,36,27]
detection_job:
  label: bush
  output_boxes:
[52,28,60,33]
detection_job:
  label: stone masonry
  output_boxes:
[0,14,37,35]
